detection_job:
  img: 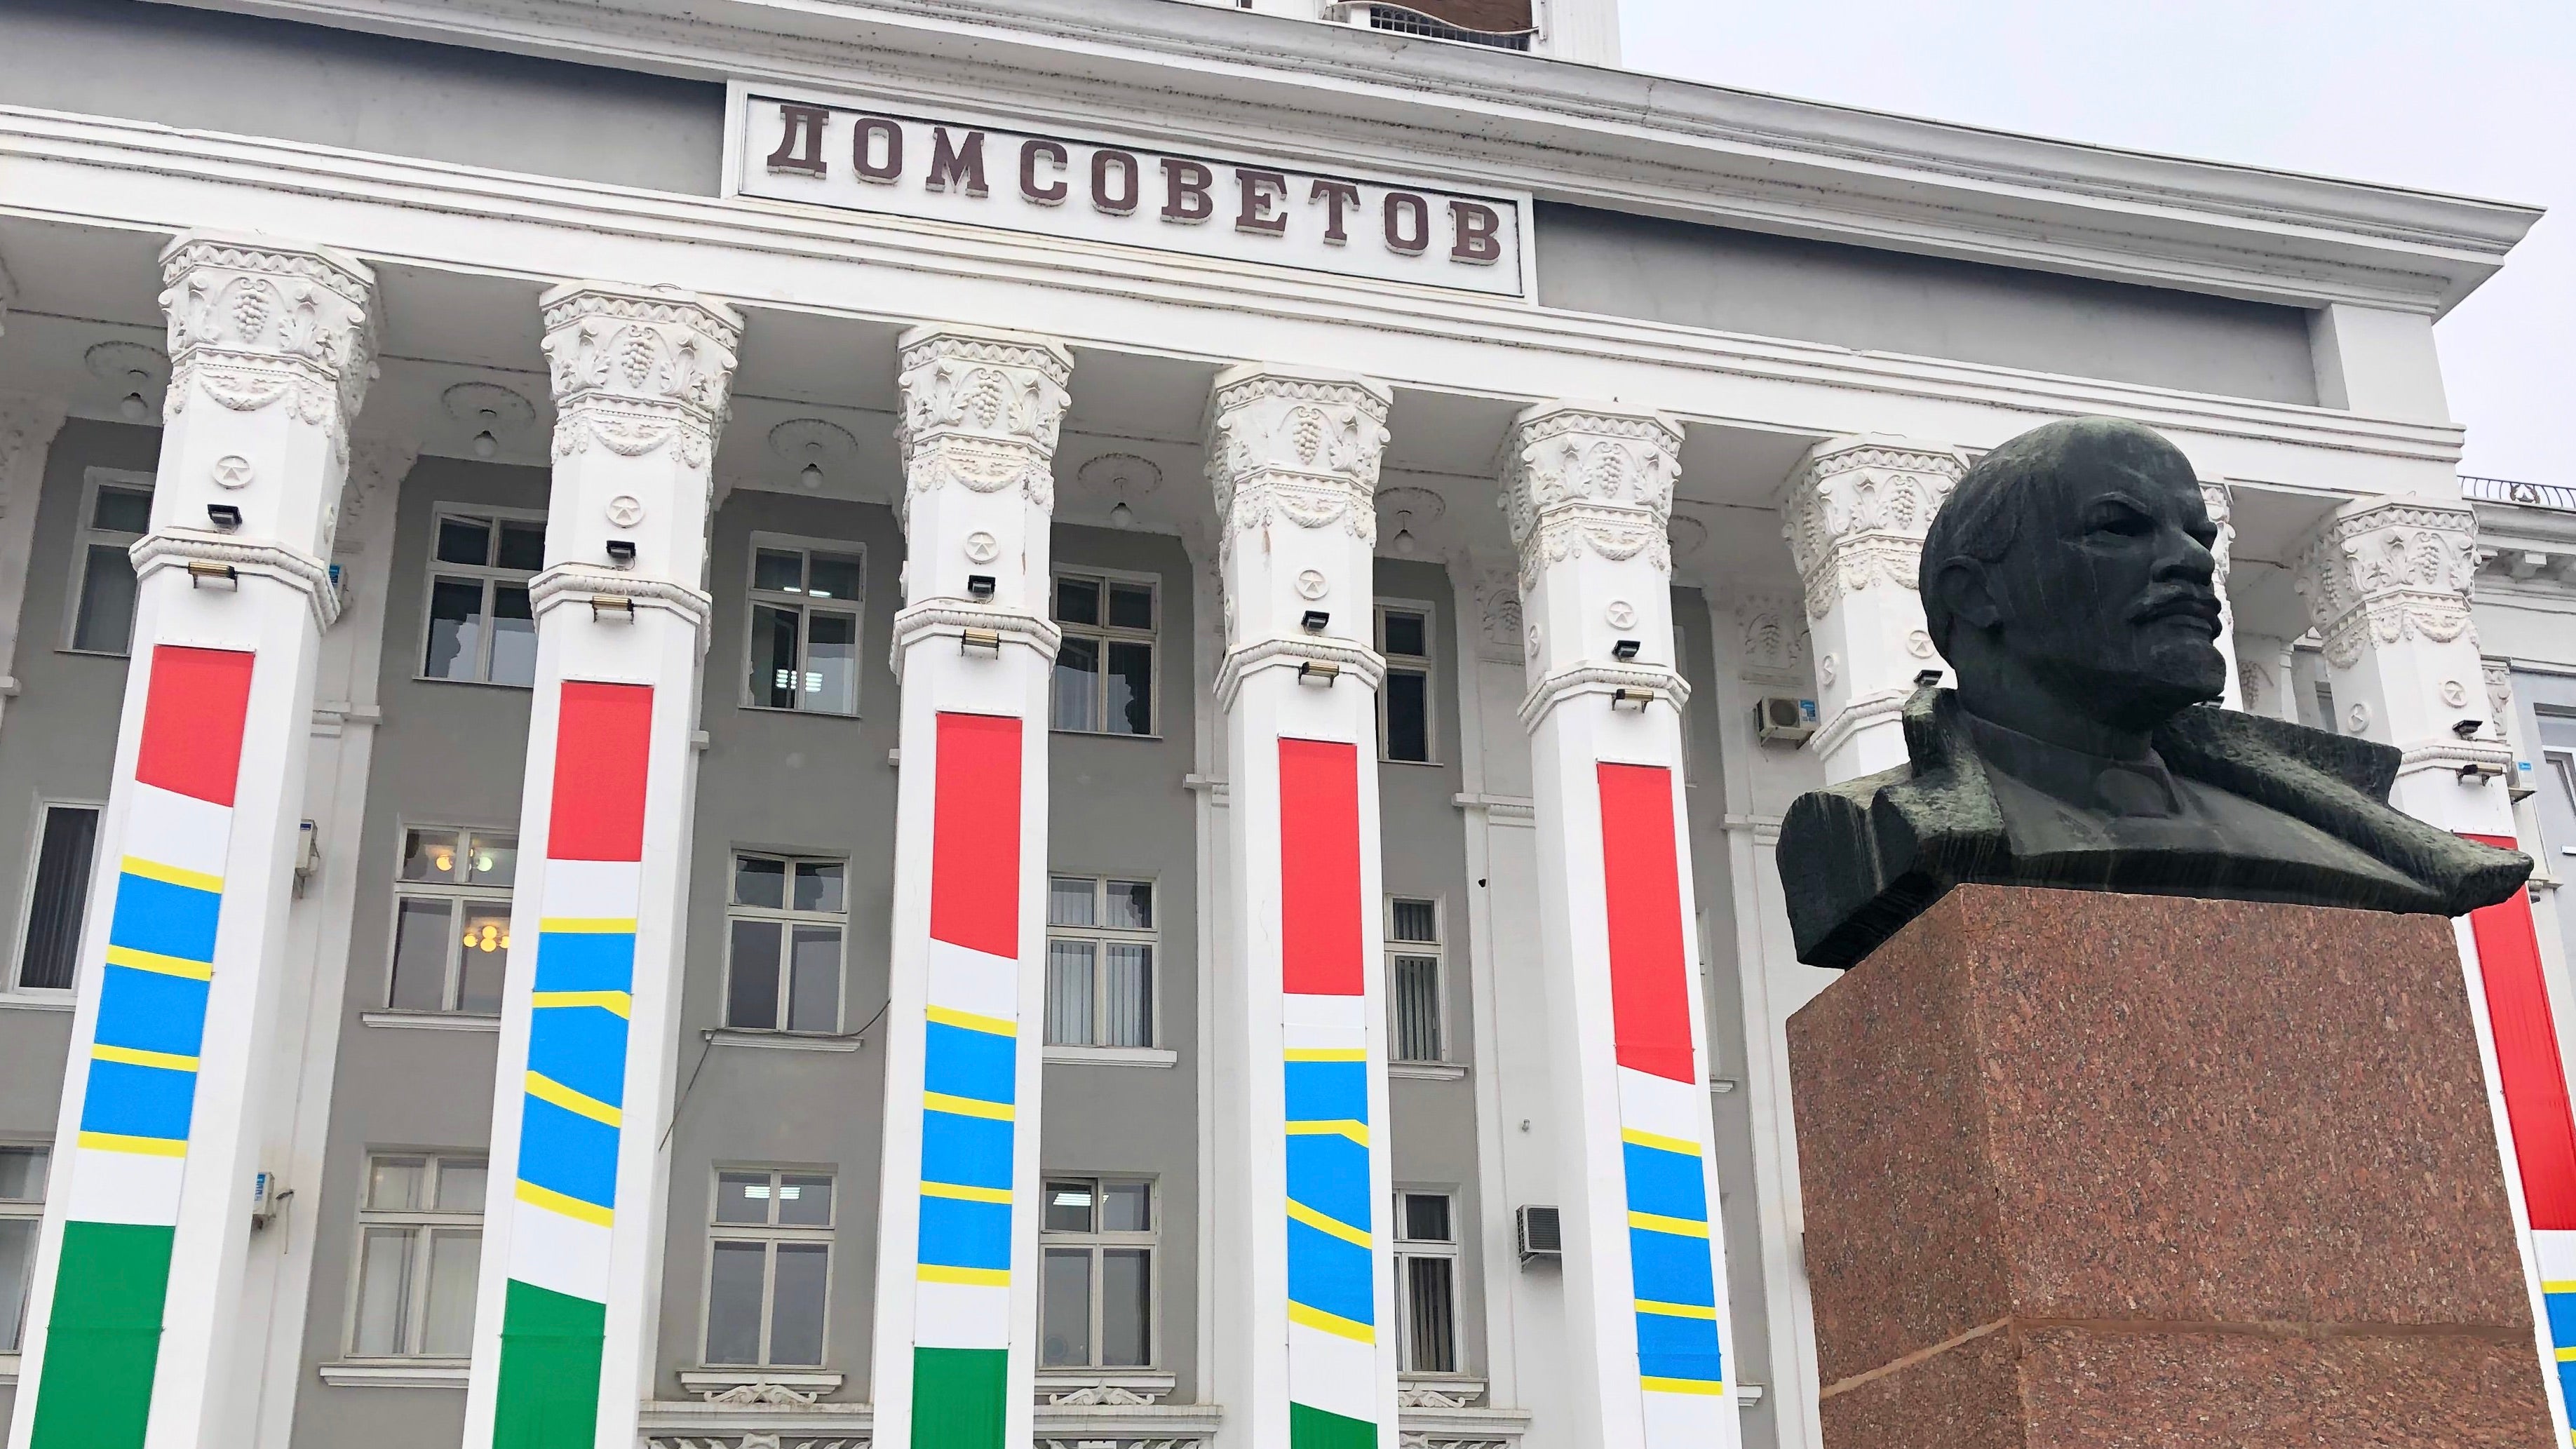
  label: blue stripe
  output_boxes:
[1283,1059,1366,1124]
[920,1110,1014,1191]
[109,872,222,964]
[95,964,212,1058]
[917,1194,1013,1270]
[1286,1218,1374,1326]
[1636,1307,1723,1384]
[1285,1134,1371,1232]
[533,930,636,993]
[2556,1359,2576,1417]
[78,1058,198,1142]
[1621,1140,1708,1224]
[517,1094,620,1208]
[924,1020,1017,1106]
[2547,1290,2576,1347]
[527,1001,630,1108]
[1629,1227,1716,1309]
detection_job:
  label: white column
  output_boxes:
[1203,365,1398,1448]
[1502,403,1742,1449]
[867,327,1070,1449]
[1779,436,1968,784]
[2200,479,2245,710]
[461,282,740,1449]
[8,234,375,1449]
[0,392,72,735]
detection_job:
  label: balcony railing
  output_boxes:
[636,1382,1532,1449]
[2462,475,2576,513]
[1320,2,1537,50]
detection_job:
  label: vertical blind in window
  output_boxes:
[17,804,99,991]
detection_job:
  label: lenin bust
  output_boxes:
[1777,417,2530,970]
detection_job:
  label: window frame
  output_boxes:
[1385,895,1448,1066]
[1375,599,1439,766]
[1049,567,1161,739]
[1392,1186,1463,1375]
[382,823,520,1017]
[1037,1174,1160,1371]
[1044,875,1160,1051]
[62,467,155,658]
[341,1150,487,1363]
[416,504,548,688]
[701,1166,837,1370]
[0,1140,48,1359]
[739,533,868,719]
[722,851,849,1035]
[11,798,104,996]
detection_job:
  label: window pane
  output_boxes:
[466,833,517,888]
[423,577,486,681]
[435,516,493,566]
[437,1160,488,1212]
[749,604,801,709]
[0,1218,33,1354]
[420,1229,481,1356]
[794,861,845,915]
[727,919,783,1030]
[1401,1192,1452,1244]
[1041,1247,1092,1367]
[715,1172,771,1226]
[72,544,139,654]
[1046,941,1095,1047]
[403,829,464,883]
[769,1242,830,1366]
[787,925,841,1033]
[351,1226,416,1356]
[1103,944,1152,1049]
[1048,878,1095,927]
[1107,583,1154,631]
[457,903,511,1015]
[1394,956,1441,1063]
[1404,1255,1457,1373]
[0,1147,48,1202]
[703,1240,767,1364]
[489,585,537,687]
[1386,669,1430,762]
[388,899,454,1011]
[735,856,786,910]
[1054,577,1100,626]
[1044,1180,1095,1234]
[1106,879,1152,931]
[1106,642,1153,736]
[1102,1248,1151,1367]
[1102,1181,1151,1234]
[368,1157,427,1211]
[1382,609,1427,658]
[92,484,153,534]
[1053,636,1100,732]
[1391,900,1438,943]
[807,552,863,602]
[776,1174,834,1227]
[18,805,99,990]
[753,548,805,593]
[805,609,858,715]
[495,520,547,573]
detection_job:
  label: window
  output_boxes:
[705,1169,834,1368]
[1039,1177,1154,1369]
[68,471,152,655]
[386,828,517,1016]
[422,511,545,687]
[724,854,845,1032]
[1051,572,1155,736]
[1377,605,1434,763]
[15,804,100,992]
[1,1145,46,1355]
[1046,877,1154,1048]
[1388,898,1443,1064]
[1394,1189,1459,1374]
[744,541,863,716]
[348,1153,485,1359]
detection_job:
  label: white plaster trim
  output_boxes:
[359,1011,500,1033]
[1035,1367,1180,1399]
[315,1360,469,1388]
[0,991,74,1013]
[1451,791,1535,823]
[129,530,342,631]
[675,1369,847,1395]
[708,1027,867,1053]
[1811,688,1908,764]
[1042,1044,1178,1068]
[527,562,714,634]
[1388,1061,1468,1081]
[1515,662,1692,732]
[1215,635,1388,708]
[886,602,1062,673]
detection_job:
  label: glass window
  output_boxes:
[1051,572,1155,736]
[1044,877,1156,1049]
[703,1168,835,1368]
[743,541,864,717]
[1039,1176,1154,1369]
[1,1145,48,1355]
[15,804,100,991]
[346,1152,484,1359]
[420,512,546,687]
[1388,898,1445,1064]
[724,855,846,1033]
[1394,1189,1459,1374]
[385,828,516,1016]
[1377,605,1435,763]
[69,474,153,656]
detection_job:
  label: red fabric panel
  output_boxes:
[1600,762,1697,1084]
[2464,833,2576,1231]
[1279,738,1363,997]
[135,645,255,807]
[930,711,1022,957]
[548,682,654,863]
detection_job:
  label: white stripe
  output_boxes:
[926,938,1020,1023]
[66,1147,186,1227]
[2536,1228,2576,1283]
[1619,1067,1708,1149]
[912,1279,1012,1350]
[125,783,232,881]
[508,1198,614,1303]
[1642,1383,1731,1447]
[541,858,643,921]
[1287,1319,1380,1424]
[1283,992,1365,1034]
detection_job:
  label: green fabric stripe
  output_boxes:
[493,1278,605,1449]
[29,1220,174,1449]
[1290,1401,1377,1449]
[910,1345,1008,1449]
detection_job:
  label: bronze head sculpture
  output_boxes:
[1777,417,2529,969]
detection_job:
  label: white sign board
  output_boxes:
[731,90,1529,297]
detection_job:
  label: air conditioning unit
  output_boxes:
[1516,1204,1561,1262]
[1755,696,1817,744]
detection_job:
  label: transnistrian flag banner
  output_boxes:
[911,710,1026,1448]
[28,644,254,1449]
[1278,737,1379,1449]
[492,681,653,1448]
[1598,762,1730,1445]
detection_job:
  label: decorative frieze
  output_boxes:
[1778,437,1967,619]
[896,328,1072,518]
[1499,403,1679,596]
[1206,368,1390,543]
[1732,590,1811,685]
[2293,500,2479,670]
[541,284,739,466]
[160,236,377,445]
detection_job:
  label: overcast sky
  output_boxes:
[1617,0,2572,483]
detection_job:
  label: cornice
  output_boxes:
[131,530,342,631]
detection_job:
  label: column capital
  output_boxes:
[1205,363,1392,541]
[1498,400,1683,595]
[1779,434,1969,620]
[893,323,1072,526]
[2291,495,2481,673]
[159,232,379,440]
[539,281,742,464]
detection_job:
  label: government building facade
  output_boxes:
[0,1,2571,1447]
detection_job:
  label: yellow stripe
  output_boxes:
[922,1182,1013,1204]
[2544,1279,2576,1295]
[1285,1119,1370,1146]
[77,1131,186,1157]
[1629,1210,1711,1239]
[1621,1126,1699,1157]
[2558,1346,2576,1363]
[122,856,222,894]
[531,990,632,1018]
[1285,1047,1366,1062]
[516,1178,614,1227]
[1641,1375,1727,1396]
[924,1091,1014,1121]
[1287,1301,1375,1344]
[539,917,637,934]
[1286,1198,1372,1248]
[1636,1298,1718,1320]
[103,945,212,980]
[919,1264,1009,1287]
[93,1044,198,1072]
[926,1004,1016,1037]
[525,1070,622,1128]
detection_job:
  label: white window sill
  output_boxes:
[1399,1372,1488,1403]
[0,1352,17,1385]
[1380,757,1446,768]
[1044,1045,1178,1069]
[1048,729,1166,742]
[738,704,862,722]
[678,1368,844,1396]
[361,1011,499,1033]
[709,1028,865,1053]
[0,991,73,1013]
[318,1360,468,1389]
[1037,1367,1178,1401]
[412,674,535,692]
[1389,1060,1466,1081]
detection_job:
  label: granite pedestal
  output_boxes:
[1788,884,2554,1448]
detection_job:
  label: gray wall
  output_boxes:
[1535,202,2319,405]
[0,0,722,195]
